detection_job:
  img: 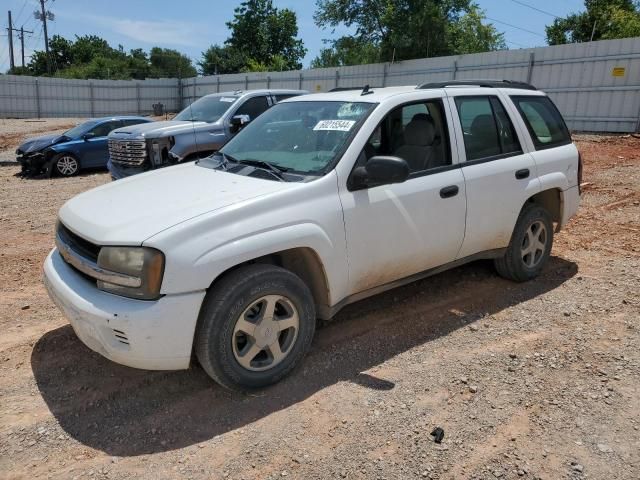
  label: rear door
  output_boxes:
[446,92,540,258]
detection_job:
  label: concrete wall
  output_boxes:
[1,37,639,132]
[0,76,178,118]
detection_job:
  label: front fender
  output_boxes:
[160,222,339,301]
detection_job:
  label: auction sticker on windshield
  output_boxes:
[220,97,237,102]
[313,120,356,131]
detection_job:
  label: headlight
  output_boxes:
[96,247,164,300]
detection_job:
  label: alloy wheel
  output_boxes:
[56,156,79,176]
[520,220,547,268]
[232,295,300,372]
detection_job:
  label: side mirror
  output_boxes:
[349,156,410,190]
[83,133,95,141]
[230,114,250,132]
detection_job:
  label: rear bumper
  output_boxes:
[43,249,206,370]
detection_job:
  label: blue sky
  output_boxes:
[1,0,587,73]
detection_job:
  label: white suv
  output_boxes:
[44,80,581,390]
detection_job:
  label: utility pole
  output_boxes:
[19,27,34,67]
[7,11,14,70]
[34,0,55,74]
[6,12,33,71]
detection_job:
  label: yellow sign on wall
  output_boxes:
[612,67,626,77]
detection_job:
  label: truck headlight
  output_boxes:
[96,247,164,300]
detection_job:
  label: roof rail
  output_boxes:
[416,79,537,91]
[328,86,382,92]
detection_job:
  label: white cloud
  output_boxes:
[64,12,204,48]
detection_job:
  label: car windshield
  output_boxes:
[174,95,239,123]
[218,101,375,176]
[63,121,98,139]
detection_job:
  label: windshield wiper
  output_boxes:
[236,158,288,181]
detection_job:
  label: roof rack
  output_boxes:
[416,79,537,90]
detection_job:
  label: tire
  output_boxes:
[195,264,316,390]
[53,153,80,177]
[494,203,554,282]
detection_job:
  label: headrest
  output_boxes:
[470,114,498,137]
[404,118,435,146]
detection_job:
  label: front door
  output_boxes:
[82,121,122,167]
[339,98,467,295]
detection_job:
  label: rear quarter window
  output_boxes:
[511,96,571,150]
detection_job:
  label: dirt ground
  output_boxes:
[0,119,638,480]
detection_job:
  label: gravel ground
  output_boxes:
[0,121,638,480]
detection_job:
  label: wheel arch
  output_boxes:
[206,247,332,319]
[522,188,564,232]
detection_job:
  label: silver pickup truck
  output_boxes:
[107,89,307,179]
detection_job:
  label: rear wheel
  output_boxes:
[195,264,316,390]
[494,203,553,282]
[53,153,80,177]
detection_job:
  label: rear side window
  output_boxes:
[274,94,296,103]
[511,96,571,149]
[454,96,522,161]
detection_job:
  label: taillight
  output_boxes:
[577,151,583,194]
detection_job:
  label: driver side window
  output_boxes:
[235,96,270,121]
[90,121,120,137]
[360,100,451,174]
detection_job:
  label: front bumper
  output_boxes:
[107,158,149,180]
[43,249,206,370]
[16,152,46,172]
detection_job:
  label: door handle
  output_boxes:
[515,168,530,179]
[439,185,459,198]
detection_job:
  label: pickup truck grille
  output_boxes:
[108,139,148,166]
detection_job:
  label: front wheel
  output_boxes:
[494,203,554,282]
[195,264,316,390]
[52,153,80,177]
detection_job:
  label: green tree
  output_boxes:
[313,0,505,65]
[546,0,640,44]
[198,45,246,75]
[222,0,306,71]
[13,34,197,79]
[311,37,381,68]
[149,47,197,78]
[447,5,506,54]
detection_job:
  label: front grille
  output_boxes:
[57,223,100,262]
[108,139,148,166]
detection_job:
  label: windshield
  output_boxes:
[219,101,375,176]
[63,121,97,139]
[174,95,239,123]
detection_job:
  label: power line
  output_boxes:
[506,39,530,48]
[509,0,561,19]
[485,16,546,38]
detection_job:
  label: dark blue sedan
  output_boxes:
[16,116,153,177]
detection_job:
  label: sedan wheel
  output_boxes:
[55,155,79,177]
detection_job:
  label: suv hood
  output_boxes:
[58,163,290,245]
[110,120,213,138]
